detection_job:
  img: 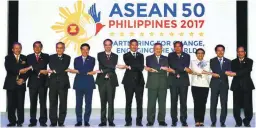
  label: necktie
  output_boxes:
[15,55,19,63]
[157,56,160,64]
[219,58,222,69]
[133,53,136,58]
[107,54,110,60]
[36,54,39,62]
[198,61,202,68]
[83,57,86,64]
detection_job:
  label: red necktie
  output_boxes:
[36,55,39,62]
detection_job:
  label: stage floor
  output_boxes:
[1,109,255,127]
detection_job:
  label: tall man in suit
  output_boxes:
[168,41,191,127]
[230,46,254,127]
[66,43,96,127]
[4,42,31,127]
[27,41,49,127]
[96,39,125,127]
[48,42,71,127]
[145,43,169,126]
[210,44,232,127]
[122,39,145,126]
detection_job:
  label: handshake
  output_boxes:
[19,66,33,74]
[116,65,131,70]
[144,66,176,73]
[225,71,236,77]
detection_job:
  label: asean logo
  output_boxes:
[51,0,104,54]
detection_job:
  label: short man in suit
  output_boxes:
[96,39,125,127]
[168,41,191,127]
[66,43,96,127]
[4,42,31,127]
[145,43,169,126]
[122,39,145,126]
[230,46,254,127]
[210,44,232,127]
[48,42,71,127]
[27,41,49,127]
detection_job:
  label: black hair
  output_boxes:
[215,44,225,51]
[173,41,183,47]
[129,39,138,45]
[80,43,90,50]
[195,48,205,54]
[154,42,162,47]
[56,42,65,48]
[33,41,43,48]
[12,42,22,49]
[237,46,246,52]
[103,39,113,45]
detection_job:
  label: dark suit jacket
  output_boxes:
[168,52,190,86]
[231,58,255,91]
[146,54,169,89]
[122,52,145,87]
[48,54,71,89]
[96,52,119,87]
[210,57,231,89]
[73,55,96,90]
[27,53,49,88]
[3,54,29,90]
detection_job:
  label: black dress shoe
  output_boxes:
[171,122,177,127]
[50,124,57,127]
[221,123,226,127]
[235,124,242,127]
[98,122,107,127]
[182,122,188,127]
[159,122,167,126]
[124,122,132,126]
[211,123,216,127]
[146,122,153,126]
[200,123,204,127]
[75,122,82,126]
[84,122,90,127]
[40,123,47,127]
[17,124,23,127]
[58,123,65,127]
[7,123,16,127]
[136,122,143,126]
[28,123,37,127]
[109,122,115,127]
[244,124,251,127]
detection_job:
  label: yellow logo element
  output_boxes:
[51,0,104,54]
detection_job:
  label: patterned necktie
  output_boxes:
[133,53,136,58]
[36,54,39,62]
[107,54,110,60]
[157,56,160,64]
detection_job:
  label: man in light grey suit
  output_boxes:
[145,43,169,126]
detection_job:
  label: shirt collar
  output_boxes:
[58,54,62,57]
[35,53,41,56]
[130,51,136,54]
[14,54,20,58]
[105,51,111,55]
[218,57,223,60]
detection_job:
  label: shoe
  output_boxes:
[98,122,107,126]
[211,123,216,127]
[50,123,57,127]
[84,122,90,127]
[235,124,242,127]
[199,123,204,127]
[7,123,16,127]
[146,122,153,126]
[195,123,200,127]
[28,123,36,127]
[109,122,115,127]
[159,121,167,126]
[244,124,251,127]
[75,122,82,126]
[221,123,226,127]
[171,122,177,127]
[40,123,47,127]
[182,122,188,127]
[58,123,65,127]
[17,124,23,127]
[136,122,143,126]
[124,122,132,126]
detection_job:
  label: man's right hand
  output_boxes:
[40,70,48,75]
[212,73,220,78]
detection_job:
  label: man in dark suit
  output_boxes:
[145,43,169,126]
[66,43,96,127]
[122,39,145,126]
[48,42,71,127]
[96,39,125,127]
[209,44,232,127]
[4,42,31,127]
[168,41,191,127]
[27,41,49,127]
[230,46,254,127]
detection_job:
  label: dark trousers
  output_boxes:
[49,88,68,124]
[75,89,93,123]
[147,88,167,123]
[29,87,48,124]
[170,85,188,123]
[191,86,209,123]
[98,80,116,123]
[7,89,25,124]
[233,88,253,125]
[210,85,228,124]
[124,85,144,123]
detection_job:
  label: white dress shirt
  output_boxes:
[190,59,211,88]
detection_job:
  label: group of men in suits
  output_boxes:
[3,39,254,127]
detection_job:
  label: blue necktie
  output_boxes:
[219,58,222,70]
